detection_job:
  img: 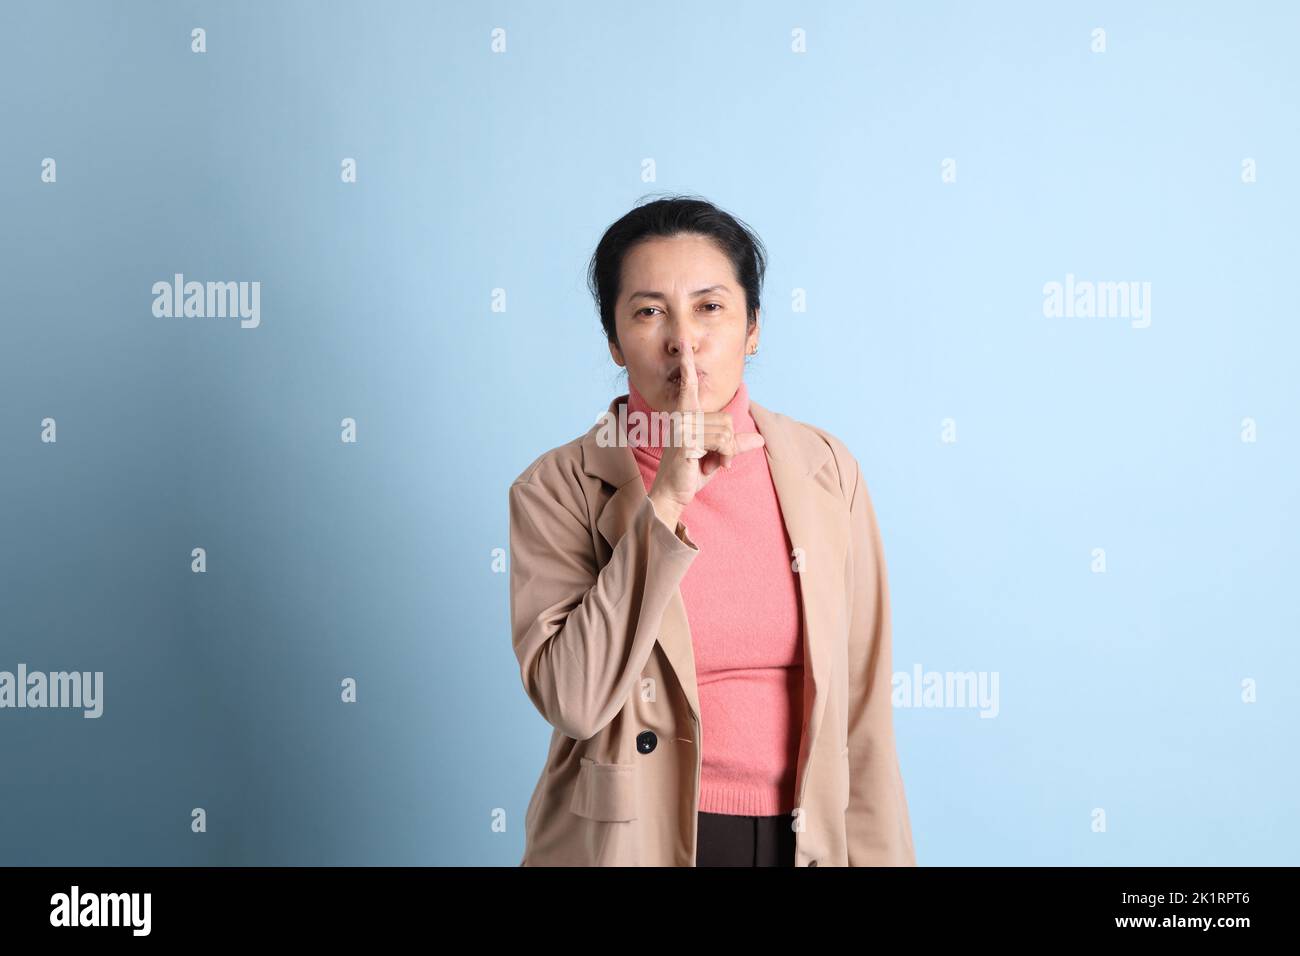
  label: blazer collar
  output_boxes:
[578,392,848,807]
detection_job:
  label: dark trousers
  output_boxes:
[696,811,796,867]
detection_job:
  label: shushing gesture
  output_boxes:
[647,338,766,529]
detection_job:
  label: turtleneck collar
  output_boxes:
[624,378,756,460]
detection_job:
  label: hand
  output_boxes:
[647,338,766,526]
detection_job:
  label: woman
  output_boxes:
[508,195,915,867]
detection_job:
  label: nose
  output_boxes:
[667,331,699,356]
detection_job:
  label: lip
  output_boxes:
[668,369,706,384]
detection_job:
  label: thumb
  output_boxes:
[735,433,766,456]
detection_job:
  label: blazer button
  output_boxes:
[808,860,818,867]
[636,730,657,754]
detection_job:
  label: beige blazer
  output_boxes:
[508,391,915,866]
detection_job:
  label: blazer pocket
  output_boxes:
[570,756,639,822]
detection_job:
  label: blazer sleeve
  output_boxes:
[842,452,917,866]
[509,474,699,741]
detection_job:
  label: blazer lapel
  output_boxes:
[579,393,851,800]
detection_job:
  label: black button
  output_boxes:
[636,731,657,754]
[808,860,818,867]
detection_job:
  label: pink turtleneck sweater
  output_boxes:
[625,379,804,816]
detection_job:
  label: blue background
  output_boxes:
[1,0,1295,865]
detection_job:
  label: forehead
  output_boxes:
[620,235,736,295]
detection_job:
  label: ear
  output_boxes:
[746,310,760,352]
[607,337,625,367]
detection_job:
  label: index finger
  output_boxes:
[677,337,700,411]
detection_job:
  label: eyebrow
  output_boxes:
[627,284,731,302]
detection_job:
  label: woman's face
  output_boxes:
[607,233,759,412]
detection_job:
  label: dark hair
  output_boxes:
[587,193,768,349]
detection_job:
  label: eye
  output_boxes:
[701,303,722,312]
[634,307,661,317]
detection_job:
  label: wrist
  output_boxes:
[648,493,682,529]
